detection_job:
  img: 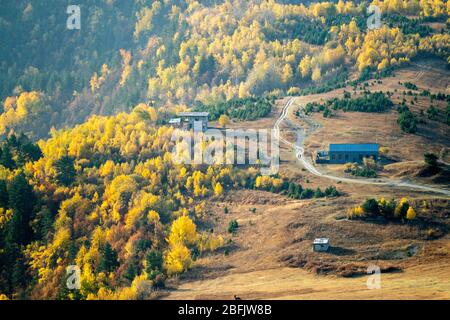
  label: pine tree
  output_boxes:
[0,145,15,169]
[0,180,8,208]
[37,207,54,240]
[145,249,163,273]
[314,187,324,198]
[16,134,42,165]
[6,172,35,245]
[123,262,137,282]
[99,243,119,273]
[287,183,295,197]
[55,155,76,186]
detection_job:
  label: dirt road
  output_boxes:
[275,97,450,197]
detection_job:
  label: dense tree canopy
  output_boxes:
[0,0,448,300]
[1,0,448,139]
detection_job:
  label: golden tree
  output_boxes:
[164,242,192,275]
[168,215,198,247]
[214,182,223,196]
[406,206,417,220]
[218,114,230,128]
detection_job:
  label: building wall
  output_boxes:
[313,244,329,252]
[186,117,208,131]
[329,151,378,164]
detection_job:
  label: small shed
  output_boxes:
[313,238,330,252]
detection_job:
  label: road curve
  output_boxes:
[275,97,450,197]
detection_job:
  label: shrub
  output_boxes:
[350,197,417,222]
[397,106,417,133]
[300,188,314,199]
[228,220,239,234]
[362,199,379,215]
[403,82,418,90]
[424,153,438,168]
[314,187,324,198]
[394,198,410,218]
[379,146,389,156]
[363,157,378,170]
[351,165,377,178]
[426,105,438,120]
[324,186,340,197]
[378,198,396,218]
[348,206,364,219]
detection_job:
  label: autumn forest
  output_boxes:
[0,0,449,300]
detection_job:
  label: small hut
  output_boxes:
[313,238,330,252]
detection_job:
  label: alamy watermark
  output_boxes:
[367,5,382,30]
[67,5,81,30]
[366,264,381,290]
[171,121,279,176]
[66,265,81,290]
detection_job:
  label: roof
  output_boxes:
[169,118,181,124]
[178,112,209,117]
[329,143,379,153]
[313,238,329,245]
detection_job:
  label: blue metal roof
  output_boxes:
[329,143,379,152]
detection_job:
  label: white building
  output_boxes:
[313,238,330,252]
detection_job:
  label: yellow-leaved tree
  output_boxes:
[214,182,223,196]
[348,206,364,219]
[164,242,192,275]
[406,206,417,220]
[165,215,198,274]
[167,215,198,246]
[218,114,230,128]
[311,66,322,82]
[299,55,312,78]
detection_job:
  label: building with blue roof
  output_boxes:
[316,143,379,164]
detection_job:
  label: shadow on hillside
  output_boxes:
[328,246,356,256]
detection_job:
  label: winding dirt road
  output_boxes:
[275,97,450,197]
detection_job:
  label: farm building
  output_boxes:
[313,238,330,252]
[316,143,379,164]
[177,112,209,132]
[168,118,182,128]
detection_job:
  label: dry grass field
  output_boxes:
[162,60,450,300]
[161,189,449,300]
[165,265,450,300]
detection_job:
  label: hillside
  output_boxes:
[160,60,450,299]
[0,0,449,301]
